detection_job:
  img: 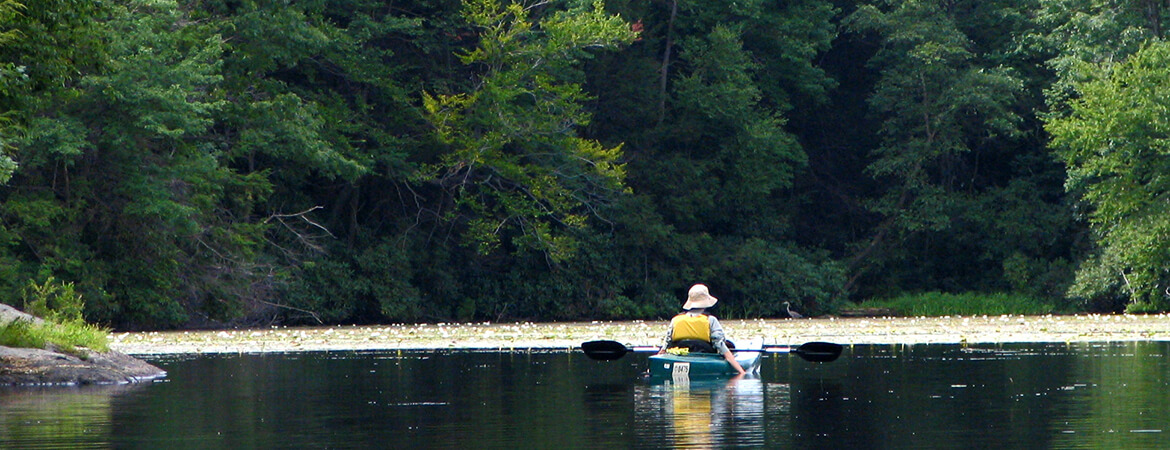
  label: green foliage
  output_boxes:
[672,23,806,198]
[1046,41,1170,311]
[824,0,1084,309]
[0,0,21,45]
[2,276,110,354]
[0,0,25,184]
[714,238,847,317]
[281,238,425,324]
[857,292,1056,316]
[420,0,635,262]
[575,2,843,325]
[0,318,110,355]
[282,260,363,324]
[0,0,1159,328]
[847,0,1024,231]
[628,2,821,236]
[1030,0,1163,111]
[22,276,84,324]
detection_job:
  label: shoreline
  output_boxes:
[108,313,1170,355]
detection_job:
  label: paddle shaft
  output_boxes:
[581,340,842,363]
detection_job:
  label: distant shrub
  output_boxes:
[0,277,111,355]
[856,292,1055,316]
[23,277,86,324]
[0,320,45,350]
[0,318,110,355]
[1125,301,1162,314]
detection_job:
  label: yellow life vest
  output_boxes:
[670,313,710,342]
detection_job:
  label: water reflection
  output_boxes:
[3,343,1170,447]
[0,383,150,448]
[635,375,776,448]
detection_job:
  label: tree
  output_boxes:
[578,0,846,316]
[1031,0,1166,112]
[0,0,272,328]
[0,0,24,184]
[0,0,113,319]
[420,0,636,263]
[1032,0,1170,311]
[1046,41,1170,312]
[843,0,1028,293]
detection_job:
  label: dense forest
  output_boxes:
[0,0,1167,330]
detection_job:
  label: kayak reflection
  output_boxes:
[635,374,785,448]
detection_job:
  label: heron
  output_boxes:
[783,301,803,319]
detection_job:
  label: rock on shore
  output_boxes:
[0,346,166,385]
[0,303,166,386]
[0,302,43,327]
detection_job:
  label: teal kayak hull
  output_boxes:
[648,338,763,381]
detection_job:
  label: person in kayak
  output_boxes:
[657,284,746,375]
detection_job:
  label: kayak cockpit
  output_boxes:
[648,337,763,382]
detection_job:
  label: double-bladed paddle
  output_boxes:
[580,340,843,363]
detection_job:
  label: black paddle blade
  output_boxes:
[791,341,843,362]
[581,340,630,361]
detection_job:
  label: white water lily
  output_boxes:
[104,314,1170,355]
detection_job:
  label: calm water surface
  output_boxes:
[2,342,1169,448]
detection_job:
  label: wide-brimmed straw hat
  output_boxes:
[683,284,718,310]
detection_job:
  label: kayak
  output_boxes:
[648,337,763,382]
[581,339,841,380]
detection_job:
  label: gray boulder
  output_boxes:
[0,303,44,327]
[0,304,166,386]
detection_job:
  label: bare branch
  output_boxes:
[263,206,334,255]
[257,299,323,325]
[265,206,334,238]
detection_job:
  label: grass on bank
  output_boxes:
[854,292,1056,317]
[0,277,110,356]
[0,319,110,354]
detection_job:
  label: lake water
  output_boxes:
[2,342,1168,448]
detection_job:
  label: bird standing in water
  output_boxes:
[783,301,803,319]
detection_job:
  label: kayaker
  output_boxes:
[657,284,746,375]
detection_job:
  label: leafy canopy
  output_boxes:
[421,0,635,262]
[1046,41,1170,311]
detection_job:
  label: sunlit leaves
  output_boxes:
[1046,41,1170,309]
[0,0,284,327]
[232,93,357,178]
[421,0,635,262]
[0,1,21,46]
[83,3,224,141]
[1030,0,1160,109]
[0,0,25,183]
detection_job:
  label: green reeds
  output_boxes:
[855,292,1055,317]
[0,318,110,356]
[0,277,110,356]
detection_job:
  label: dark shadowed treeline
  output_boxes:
[0,0,1167,329]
